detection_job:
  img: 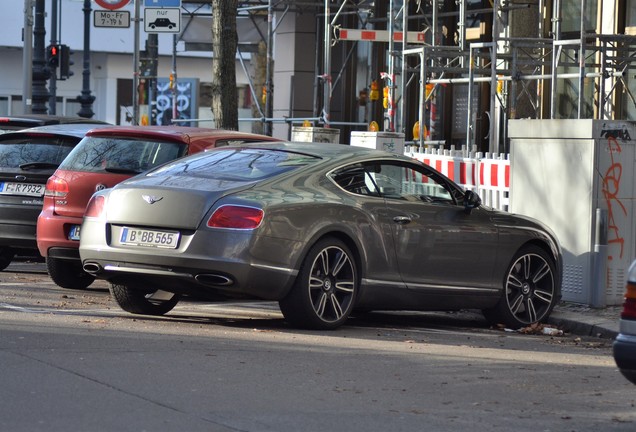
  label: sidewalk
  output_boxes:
[548,302,621,340]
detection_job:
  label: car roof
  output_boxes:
[0,114,109,131]
[0,122,108,139]
[229,140,404,162]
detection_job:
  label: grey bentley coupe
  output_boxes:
[79,142,562,330]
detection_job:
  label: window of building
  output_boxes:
[560,0,598,34]
[626,0,636,35]
[0,97,9,116]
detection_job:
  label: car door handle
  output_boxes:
[393,216,411,224]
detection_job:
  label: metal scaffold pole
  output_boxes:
[264,0,273,135]
[577,0,586,119]
[385,0,395,132]
[322,0,331,126]
[399,0,408,135]
[132,0,141,125]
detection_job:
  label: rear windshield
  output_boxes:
[59,136,187,174]
[149,147,320,181]
[0,135,78,168]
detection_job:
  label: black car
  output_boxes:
[149,18,176,29]
[614,260,636,384]
[0,114,109,134]
[0,123,109,269]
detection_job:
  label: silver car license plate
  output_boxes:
[0,182,45,197]
[120,227,180,249]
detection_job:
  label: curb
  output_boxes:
[548,314,618,340]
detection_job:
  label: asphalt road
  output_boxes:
[0,261,634,432]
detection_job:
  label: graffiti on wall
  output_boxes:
[601,131,628,261]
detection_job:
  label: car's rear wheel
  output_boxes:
[0,247,15,271]
[483,245,558,329]
[279,237,357,330]
[47,257,95,289]
[110,283,180,316]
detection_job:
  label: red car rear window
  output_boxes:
[59,137,187,174]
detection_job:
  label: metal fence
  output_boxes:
[406,146,510,211]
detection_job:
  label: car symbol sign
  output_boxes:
[144,8,180,33]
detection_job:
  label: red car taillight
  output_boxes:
[85,195,105,218]
[207,205,263,229]
[44,176,69,198]
[622,281,636,320]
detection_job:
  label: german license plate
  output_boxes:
[0,182,44,197]
[120,227,179,249]
[69,225,81,241]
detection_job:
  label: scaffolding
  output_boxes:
[181,1,636,150]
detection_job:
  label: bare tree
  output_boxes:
[211,0,239,130]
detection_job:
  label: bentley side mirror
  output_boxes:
[463,190,482,214]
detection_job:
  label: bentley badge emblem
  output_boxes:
[142,195,163,204]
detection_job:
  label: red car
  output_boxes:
[37,126,279,289]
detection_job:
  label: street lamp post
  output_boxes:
[22,0,34,114]
[31,0,50,114]
[77,0,95,118]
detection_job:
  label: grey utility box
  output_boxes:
[291,126,340,144]
[350,131,405,154]
[508,119,636,306]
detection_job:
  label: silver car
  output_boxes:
[79,142,562,330]
[613,260,636,384]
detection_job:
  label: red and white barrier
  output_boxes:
[407,147,510,211]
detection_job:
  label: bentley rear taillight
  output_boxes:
[207,205,263,229]
[85,195,105,218]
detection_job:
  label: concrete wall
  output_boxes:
[271,11,317,140]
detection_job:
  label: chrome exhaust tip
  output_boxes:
[83,262,102,274]
[195,273,234,287]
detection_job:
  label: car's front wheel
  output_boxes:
[47,257,95,289]
[483,245,558,329]
[110,283,180,316]
[279,237,358,330]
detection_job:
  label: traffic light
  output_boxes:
[46,44,59,68]
[58,44,74,80]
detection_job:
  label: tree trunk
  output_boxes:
[211,0,238,130]
[251,41,267,134]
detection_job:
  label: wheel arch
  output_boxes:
[291,229,365,289]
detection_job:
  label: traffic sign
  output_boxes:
[95,0,131,10]
[94,10,131,28]
[144,0,181,6]
[144,8,180,33]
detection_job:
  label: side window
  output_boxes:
[369,161,458,205]
[331,165,379,196]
